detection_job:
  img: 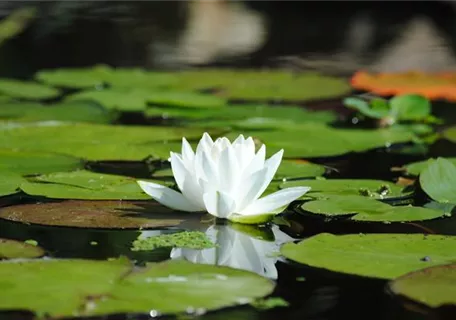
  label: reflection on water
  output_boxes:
[169,224,294,279]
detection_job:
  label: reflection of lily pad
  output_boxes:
[0,79,60,100]
[389,263,456,308]
[0,149,82,175]
[402,157,456,176]
[281,179,407,199]
[229,124,414,158]
[420,158,456,204]
[0,200,200,229]
[301,195,445,222]
[0,259,274,317]
[0,122,218,160]
[0,238,45,259]
[0,101,116,124]
[281,233,456,279]
[20,170,152,200]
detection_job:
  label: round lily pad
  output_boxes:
[281,179,408,200]
[389,263,456,309]
[0,79,60,100]
[0,172,25,197]
[20,170,152,200]
[0,122,219,161]
[0,149,83,175]
[0,258,274,317]
[281,233,456,279]
[0,200,202,229]
[300,195,445,222]
[420,158,456,204]
[402,157,456,176]
[0,238,45,259]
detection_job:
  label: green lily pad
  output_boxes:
[402,157,456,176]
[0,149,82,175]
[281,179,407,199]
[389,263,456,308]
[228,124,414,158]
[20,170,151,200]
[390,94,431,121]
[0,122,218,160]
[301,195,445,222]
[0,258,274,317]
[146,91,227,108]
[443,126,456,143]
[165,70,351,101]
[281,233,456,279]
[0,79,60,100]
[420,158,456,204]
[0,172,25,197]
[0,200,202,229]
[0,238,45,260]
[0,7,36,46]
[0,101,116,123]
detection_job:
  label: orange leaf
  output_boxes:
[351,70,456,101]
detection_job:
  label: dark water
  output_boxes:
[0,2,456,319]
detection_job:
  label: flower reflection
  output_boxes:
[169,223,294,279]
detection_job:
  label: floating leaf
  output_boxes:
[0,7,36,46]
[389,263,456,308]
[20,170,152,200]
[0,149,82,175]
[0,200,202,229]
[443,126,456,144]
[343,97,388,119]
[0,238,44,260]
[420,158,456,204]
[0,259,274,317]
[402,157,456,176]
[281,179,407,199]
[281,233,456,279]
[351,71,456,101]
[301,195,445,222]
[0,172,25,197]
[0,79,60,100]
[274,160,326,179]
[389,94,431,121]
[0,122,218,160]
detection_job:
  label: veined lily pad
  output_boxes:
[0,79,60,100]
[0,238,44,259]
[300,195,445,222]
[0,122,219,160]
[0,200,202,229]
[20,170,152,200]
[281,233,456,279]
[0,259,274,317]
[389,263,456,308]
[0,149,82,175]
[420,158,456,204]
[402,157,456,176]
[281,179,407,199]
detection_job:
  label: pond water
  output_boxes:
[0,2,456,320]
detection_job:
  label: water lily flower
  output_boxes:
[168,224,294,279]
[138,132,310,223]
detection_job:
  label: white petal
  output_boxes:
[250,149,283,201]
[218,144,239,192]
[196,132,214,156]
[137,180,203,212]
[244,137,256,156]
[242,144,265,177]
[201,151,220,187]
[181,174,206,208]
[232,134,245,147]
[238,186,310,216]
[235,167,269,212]
[181,137,194,164]
[203,190,236,218]
[170,152,187,191]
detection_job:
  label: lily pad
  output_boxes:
[389,263,456,308]
[0,200,201,229]
[20,170,152,200]
[0,238,45,259]
[0,122,218,160]
[420,158,456,204]
[0,172,25,197]
[0,259,274,317]
[300,195,445,222]
[0,149,83,175]
[281,179,407,199]
[0,79,60,100]
[401,157,456,176]
[443,126,456,144]
[281,233,456,279]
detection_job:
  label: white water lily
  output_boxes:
[138,132,310,222]
[168,224,294,279]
